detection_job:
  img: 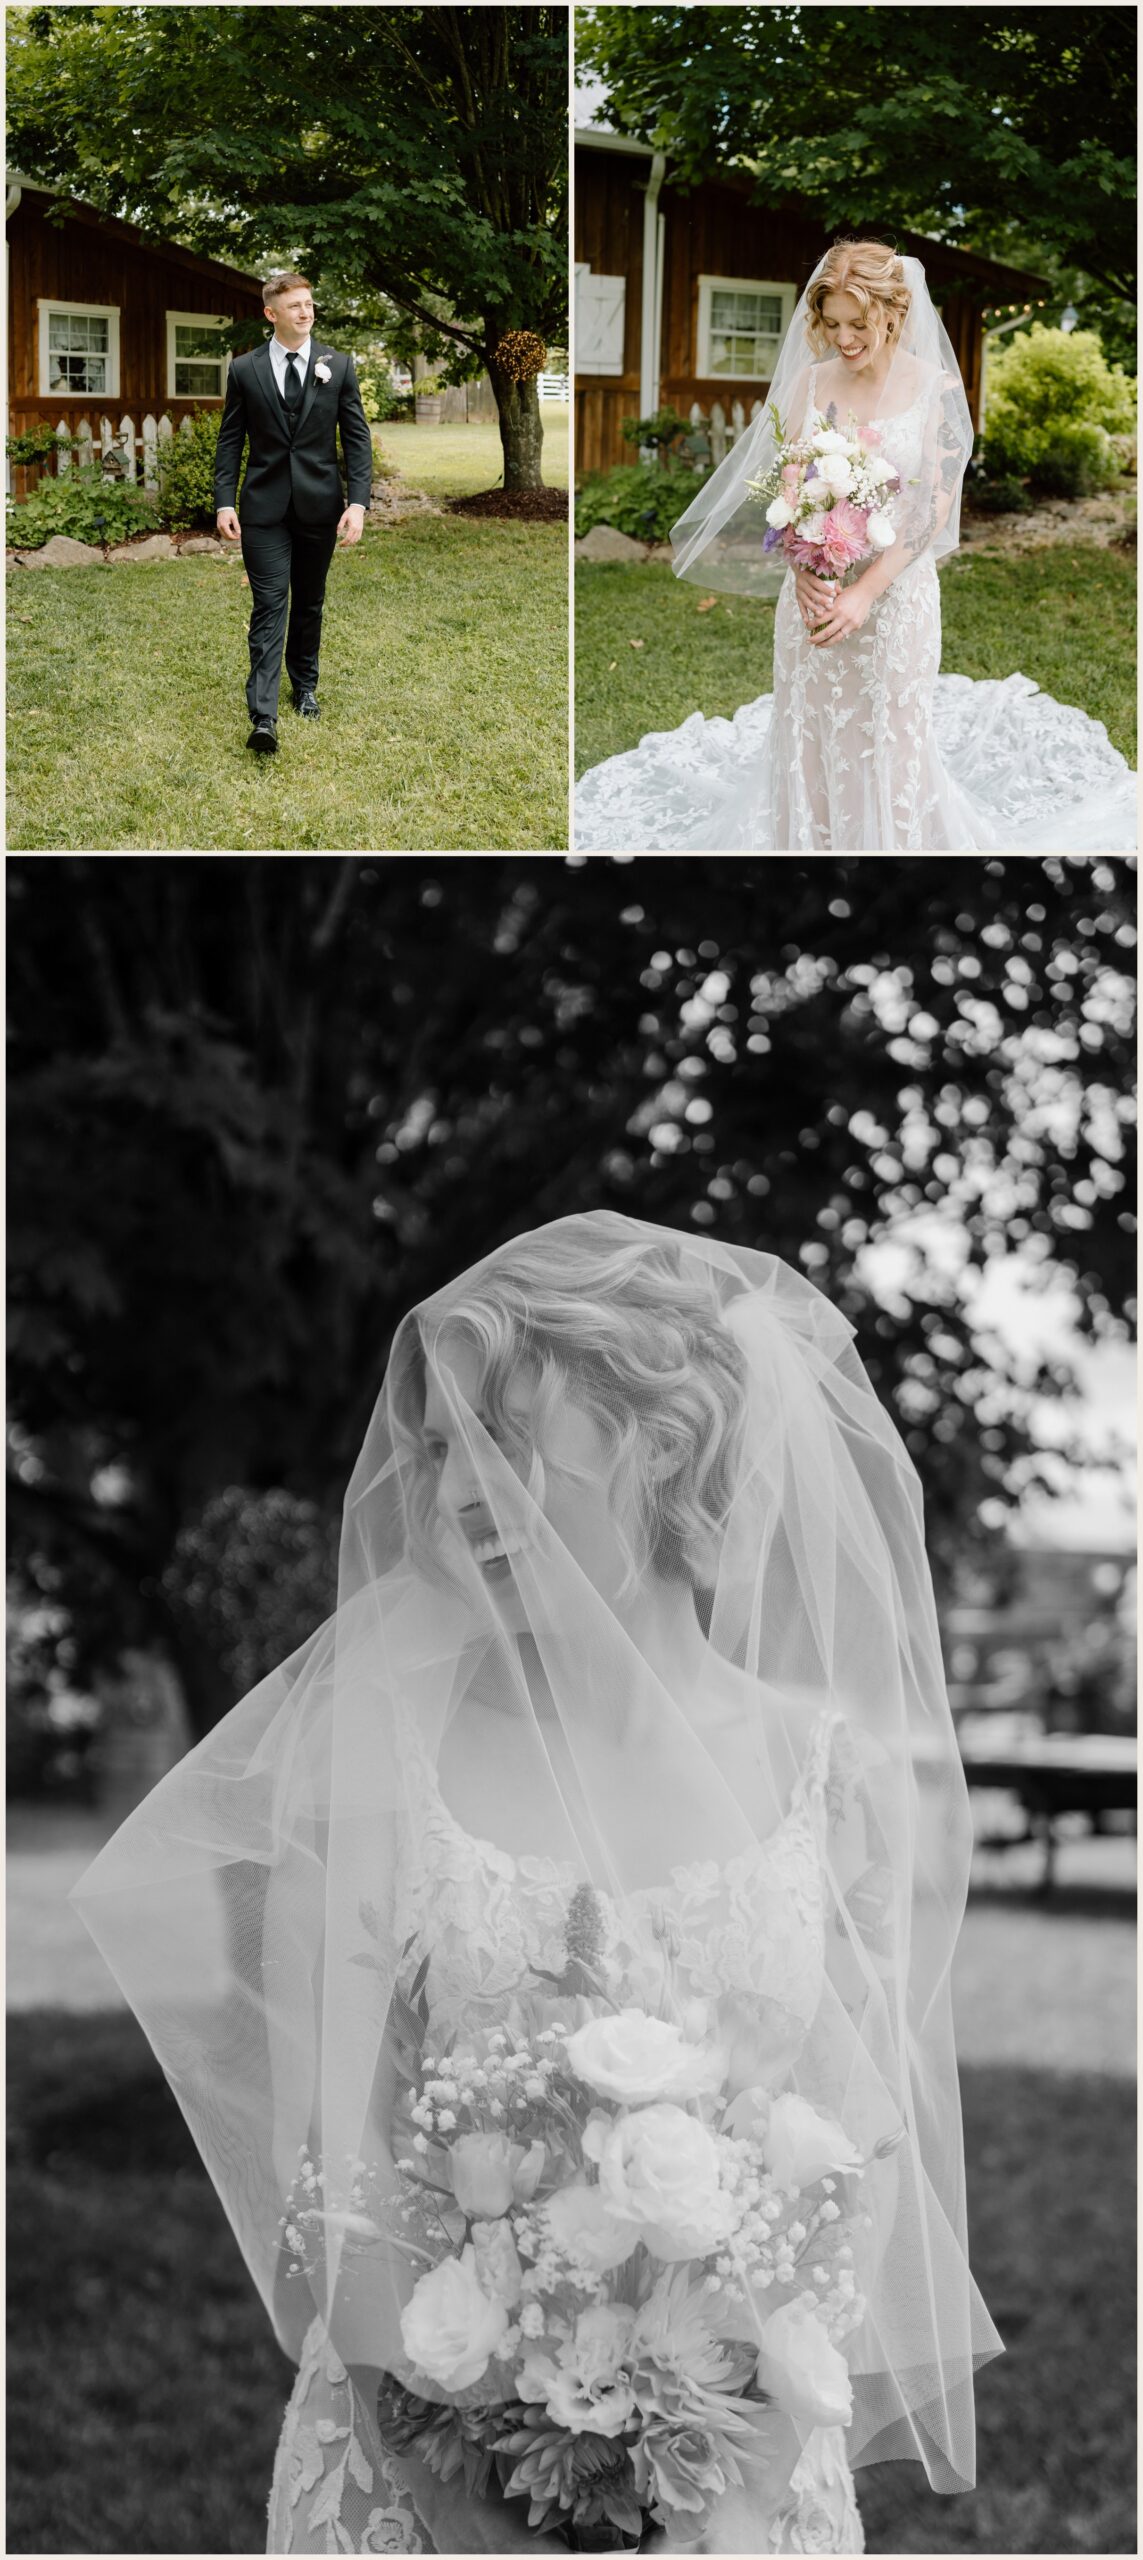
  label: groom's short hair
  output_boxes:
[263,271,313,304]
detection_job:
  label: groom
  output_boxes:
[214,272,374,754]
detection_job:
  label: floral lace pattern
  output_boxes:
[267,1710,865,2552]
[574,383,1136,854]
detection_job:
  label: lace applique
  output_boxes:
[267,2317,428,2554]
[768,2424,866,2553]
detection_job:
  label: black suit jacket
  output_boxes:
[213,342,374,526]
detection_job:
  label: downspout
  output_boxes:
[639,150,667,421]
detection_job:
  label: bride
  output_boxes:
[74,1214,1003,2553]
[574,240,1137,853]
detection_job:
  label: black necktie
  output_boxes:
[283,352,302,415]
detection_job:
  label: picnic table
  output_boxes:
[957,1728,1137,1891]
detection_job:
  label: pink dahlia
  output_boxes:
[817,500,869,572]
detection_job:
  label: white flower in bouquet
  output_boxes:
[400,2243,510,2389]
[472,2214,524,2306]
[520,2303,638,2438]
[765,2094,864,2192]
[765,495,794,530]
[866,510,897,550]
[448,2128,544,2217]
[811,428,849,454]
[798,511,831,546]
[816,452,854,497]
[866,454,896,485]
[755,2298,854,2427]
[566,2009,725,2105]
[543,2176,642,2271]
[584,2103,736,2260]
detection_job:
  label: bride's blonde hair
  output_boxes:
[805,239,911,356]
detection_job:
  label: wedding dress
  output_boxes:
[574,277,1136,854]
[266,1708,865,2553]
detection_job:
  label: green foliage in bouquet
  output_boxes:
[982,325,1136,496]
[575,466,693,545]
[6,468,158,551]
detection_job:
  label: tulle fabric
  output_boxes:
[73,1213,1004,2506]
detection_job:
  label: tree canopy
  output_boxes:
[8,857,1135,1734]
[577,7,1136,317]
[7,4,567,483]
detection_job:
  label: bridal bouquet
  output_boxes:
[285,1902,872,2551]
[748,404,900,584]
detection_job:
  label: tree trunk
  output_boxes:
[488,363,545,490]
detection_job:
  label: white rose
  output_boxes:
[448,2129,544,2217]
[756,2300,853,2427]
[866,455,895,484]
[812,429,848,454]
[766,2095,864,2193]
[399,2245,510,2390]
[817,453,853,497]
[566,2010,725,2106]
[584,2104,735,2261]
[765,495,794,529]
[866,511,896,550]
[543,2178,641,2271]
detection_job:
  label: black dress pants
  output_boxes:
[240,505,340,719]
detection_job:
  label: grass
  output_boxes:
[6,416,569,854]
[574,542,1136,777]
[7,1981,1135,2551]
[378,403,570,498]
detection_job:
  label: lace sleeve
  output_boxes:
[267,2318,429,2555]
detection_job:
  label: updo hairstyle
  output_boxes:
[805,239,912,357]
[391,1219,749,1595]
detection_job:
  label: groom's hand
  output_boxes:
[337,503,365,547]
[216,508,241,542]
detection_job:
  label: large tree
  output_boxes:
[6,4,567,489]
[577,7,1136,321]
[8,857,1135,1735]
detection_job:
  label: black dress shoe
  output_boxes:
[247,717,278,755]
[291,688,321,719]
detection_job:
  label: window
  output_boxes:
[575,265,627,378]
[38,301,120,398]
[696,276,796,382]
[166,312,231,399]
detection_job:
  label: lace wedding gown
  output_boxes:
[266,1708,864,2555]
[575,371,1137,854]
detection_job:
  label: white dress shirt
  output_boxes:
[268,334,312,402]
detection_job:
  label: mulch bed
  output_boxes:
[449,487,568,522]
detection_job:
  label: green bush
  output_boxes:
[982,324,1135,491]
[968,472,1035,515]
[154,411,235,532]
[5,467,158,551]
[619,407,695,466]
[162,1486,338,1704]
[354,359,402,425]
[575,464,695,544]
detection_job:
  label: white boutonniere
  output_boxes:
[314,360,332,384]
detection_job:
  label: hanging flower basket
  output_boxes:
[492,331,548,383]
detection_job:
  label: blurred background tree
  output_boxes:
[7,856,1135,1747]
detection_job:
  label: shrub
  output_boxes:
[162,1486,339,1704]
[968,473,1035,515]
[154,411,235,532]
[575,464,694,545]
[619,407,695,467]
[354,359,402,425]
[982,324,1135,490]
[5,467,158,551]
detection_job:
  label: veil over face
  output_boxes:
[670,252,975,598]
[73,1212,1002,2491]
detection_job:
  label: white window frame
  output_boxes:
[574,262,627,379]
[696,275,797,382]
[166,311,232,401]
[38,299,121,399]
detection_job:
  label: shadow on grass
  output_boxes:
[6,2013,1136,2554]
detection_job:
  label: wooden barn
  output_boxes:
[6,177,266,487]
[575,127,1052,478]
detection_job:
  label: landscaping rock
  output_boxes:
[575,525,650,563]
[178,535,230,557]
[105,533,176,563]
[14,534,104,567]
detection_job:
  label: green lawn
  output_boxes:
[7,2009,1135,2551]
[7,416,569,853]
[574,543,1136,777]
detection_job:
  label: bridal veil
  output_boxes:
[73,1213,1002,2492]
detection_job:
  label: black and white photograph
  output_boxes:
[7,855,1136,2557]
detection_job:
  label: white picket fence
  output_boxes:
[50,411,196,491]
[689,397,765,469]
[538,373,569,403]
